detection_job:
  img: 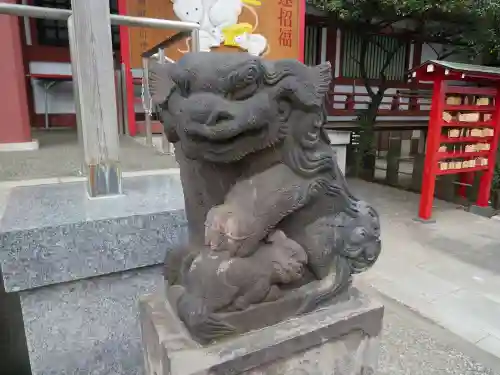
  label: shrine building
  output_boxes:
[0,0,480,158]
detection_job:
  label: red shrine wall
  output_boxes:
[0,0,33,144]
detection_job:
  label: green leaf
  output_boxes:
[312,0,500,56]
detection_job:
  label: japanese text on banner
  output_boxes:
[138,0,148,51]
[278,0,293,48]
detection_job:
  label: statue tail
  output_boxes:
[296,255,351,315]
[177,293,236,344]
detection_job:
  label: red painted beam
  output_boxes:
[298,0,306,63]
[118,0,137,136]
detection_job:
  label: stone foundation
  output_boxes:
[0,173,187,375]
[139,288,384,375]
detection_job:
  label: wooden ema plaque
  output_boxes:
[125,0,304,68]
[410,61,500,221]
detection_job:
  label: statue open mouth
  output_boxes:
[188,126,267,145]
[183,121,276,160]
[176,101,283,161]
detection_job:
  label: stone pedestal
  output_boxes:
[139,288,383,375]
[0,173,187,375]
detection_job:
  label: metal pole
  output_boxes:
[43,83,49,129]
[190,29,200,52]
[155,48,170,154]
[0,3,70,19]
[142,57,153,147]
[21,0,32,45]
[110,14,199,30]
[0,3,201,31]
[158,48,165,63]
[115,69,125,135]
[120,63,130,136]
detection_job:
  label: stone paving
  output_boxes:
[0,129,177,181]
[362,284,500,375]
[350,179,500,359]
[3,168,500,372]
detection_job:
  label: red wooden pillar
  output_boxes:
[118,0,137,136]
[477,87,500,206]
[418,78,446,220]
[0,3,33,144]
[458,172,473,198]
[298,0,306,63]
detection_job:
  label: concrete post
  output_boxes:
[70,0,122,197]
[386,136,401,187]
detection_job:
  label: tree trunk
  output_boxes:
[492,190,500,210]
[353,89,386,179]
[348,34,403,179]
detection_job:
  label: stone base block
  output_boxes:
[467,204,495,218]
[0,173,188,375]
[0,174,186,292]
[21,266,164,375]
[0,139,39,152]
[139,288,384,375]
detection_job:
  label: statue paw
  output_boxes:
[231,297,250,311]
[263,285,283,302]
[191,315,237,344]
[205,204,259,257]
[164,245,199,285]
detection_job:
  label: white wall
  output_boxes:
[29,62,145,115]
[327,130,351,175]
[29,62,74,114]
[421,43,480,64]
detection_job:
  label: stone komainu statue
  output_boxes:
[149,52,381,343]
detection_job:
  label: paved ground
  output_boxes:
[0,129,177,181]
[2,160,500,372]
[361,283,500,375]
[374,157,414,189]
[350,179,500,359]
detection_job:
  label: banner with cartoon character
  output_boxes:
[126,0,304,68]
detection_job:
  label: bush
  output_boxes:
[493,163,500,191]
[491,163,500,209]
